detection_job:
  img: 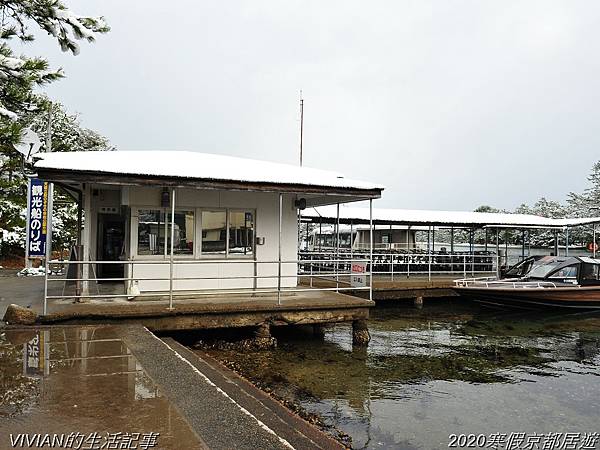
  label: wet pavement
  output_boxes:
[0,325,202,449]
[202,300,600,449]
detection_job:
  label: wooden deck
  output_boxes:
[300,274,492,301]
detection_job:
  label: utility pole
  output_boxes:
[299,91,304,166]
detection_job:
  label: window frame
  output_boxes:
[133,206,256,260]
[134,207,196,259]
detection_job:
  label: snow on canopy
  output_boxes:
[305,206,600,228]
[33,150,384,192]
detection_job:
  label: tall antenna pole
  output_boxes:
[46,103,52,153]
[299,91,304,166]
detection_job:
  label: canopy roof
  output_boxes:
[305,206,600,229]
[32,151,383,203]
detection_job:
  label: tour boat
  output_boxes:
[454,256,600,309]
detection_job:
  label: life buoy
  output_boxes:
[587,242,599,252]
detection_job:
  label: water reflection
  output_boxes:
[205,301,600,449]
[0,326,200,449]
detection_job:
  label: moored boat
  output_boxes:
[454,256,600,309]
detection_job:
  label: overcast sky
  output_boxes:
[23,1,600,211]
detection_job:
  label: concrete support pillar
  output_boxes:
[352,319,370,346]
[253,322,277,349]
[312,324,326,339]
[414,296,424,309]
[255,322,271,339]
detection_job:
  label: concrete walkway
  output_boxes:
[120,325,343,449]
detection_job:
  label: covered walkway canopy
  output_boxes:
[300,205,600,280]
[304,205,600,229]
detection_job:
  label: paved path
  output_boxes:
[0,275,44,317]
[120,326,342,450]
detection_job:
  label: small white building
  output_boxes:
[33,151,383,301]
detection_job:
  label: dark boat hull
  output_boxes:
[454,286,600,309]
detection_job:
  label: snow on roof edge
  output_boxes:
[32,150,385,192]
[305,206,600,228]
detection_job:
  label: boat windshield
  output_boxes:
[527,261,570,279]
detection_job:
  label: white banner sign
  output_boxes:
[351,261,367,287]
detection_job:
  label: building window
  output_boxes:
[201,211,227,255]
[168,210,195,255]
[229,211,254,256]
[137,209,166,255]
[137,209,194,256]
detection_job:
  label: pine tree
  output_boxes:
[0,2,109,261]
[1,0,109,133]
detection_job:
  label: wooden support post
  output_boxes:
[352,319,370,346]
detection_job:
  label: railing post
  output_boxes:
[278,193,282,305]
[168,187,176,310]
[335,202,340,293]
[463,254,467,279]
[43,182,54,316]
[310,253,313,287]
[428,252,431,281]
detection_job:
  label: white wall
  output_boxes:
[121,186,298,292]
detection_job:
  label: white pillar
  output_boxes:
[277,193,283,305]
[43,182,54,315]
[369,199,373,302]
[168,188,176,310]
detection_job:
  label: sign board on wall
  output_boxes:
[351,261,367,287]
[26,178,49,258]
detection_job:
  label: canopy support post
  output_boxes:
[565,227,570,257]
[168,188,176,310]
[43,182,54,316]
[369,199,373,302]
[594,225,597,259]
[277,193,283,305]
[495,228,500,278]
[335,203,340,292]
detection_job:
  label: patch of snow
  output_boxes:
[0,105,18,120]
[17,267,46,277]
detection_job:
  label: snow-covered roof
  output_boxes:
[33,151,383,195]
[305,206,600,228]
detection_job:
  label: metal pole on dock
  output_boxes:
[565,227,570,256]
[594,225,597,259]
[336,203,340,292]
[505,230,509,267]
[168,188,176,310]
[43,182,54,316]
[278,193,283,305]
[495,228,500,278]
[369,199,373,302]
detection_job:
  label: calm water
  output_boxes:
[205,301,600,449]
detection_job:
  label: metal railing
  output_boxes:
[453,277,564,289]
[42,257,372,314]
[299,251,500,281]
